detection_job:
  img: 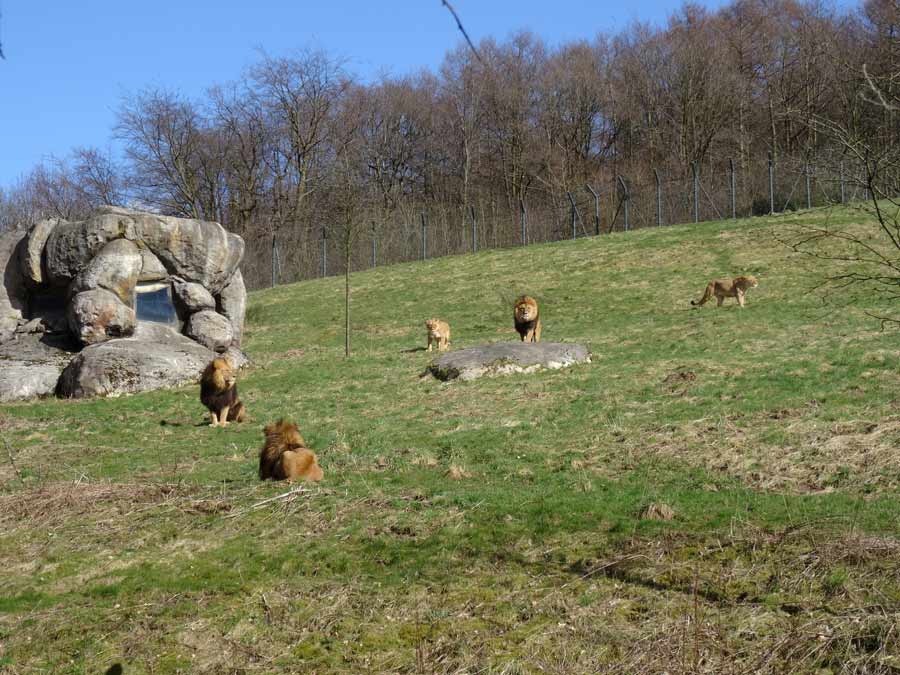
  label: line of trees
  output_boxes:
[1,0,898,289]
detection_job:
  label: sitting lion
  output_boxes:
[425,318,451,352]
[691,275,758,308]
[200,356,246,428]
[514,295,542,342]
[259,419,324,482]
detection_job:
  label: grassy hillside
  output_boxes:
[2,208,899,674]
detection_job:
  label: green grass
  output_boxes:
[2,207,900,673]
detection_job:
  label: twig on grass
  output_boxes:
[225,485,312,518]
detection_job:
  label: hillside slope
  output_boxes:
[2,209,899,673]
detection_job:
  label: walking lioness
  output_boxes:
[691,275,758,308]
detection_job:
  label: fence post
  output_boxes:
[617,176,630,232]
[271,232,278,288]
[566,191,578,240]
[470,205,477,253]
[585,184,600,235]
[653,169,663,226]
[519,198,527,245]
[321,227,327,278]
[371,221,377,268]
[729,158,736,219]
[839,160,846,204]
[421,211,427,260]
[692,161,700,223]
[805,155,812,209]
[862,151,870,201]
[768,152,775,215]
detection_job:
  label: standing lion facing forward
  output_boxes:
[691,275,758,308]
[514,295,542,342]
[425,318,451,352]
[200,356,246,428]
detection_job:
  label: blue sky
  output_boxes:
[0,0,822,186]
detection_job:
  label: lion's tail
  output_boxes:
[691,283,714,306]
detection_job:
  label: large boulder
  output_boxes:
[185,309,234,351]
[42,207,244,293]
[67,288,136,345]
[0,229,29,342]
[172,277,216,314]
[0,332,78,402]
[70,238,142,304]
[217,270,246,346]
[19,218,61,286]
[428,342,592,381]
[57,322,215,398]
[138,247,168,282]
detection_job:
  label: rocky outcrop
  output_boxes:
[67,288,136,345]
[172,277,216,314]
[217,270,246,346]
[428,342,591,381]
[57,322,217,398]
[185,309,234,352]
[0,230,29,343]
[0,206,248,400]
[0,332,78,402]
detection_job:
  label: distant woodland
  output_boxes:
[2,0,898,288]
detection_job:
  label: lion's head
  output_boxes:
[425,319,444,337]
[737,275,758,289]
[514,296,539,322]
[207,356,236,392]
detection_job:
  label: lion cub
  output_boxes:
[425,318,451,352]
[691,275,758,308]
[259,419,324,482]
[513,295,542,342]
[200,356,246,428]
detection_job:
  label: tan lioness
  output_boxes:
[691,275,758,308]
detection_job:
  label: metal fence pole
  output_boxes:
[768,152,775,214]
[470,205,477,253]
[321,227,327,278]
[371,221,377,268]
[692,161,700,223]
[421,211,427,260]
[729,158,736,219]
[617,176,630,232]
[654,169,662,226]
[271,233,278,288]
[585,184,600,235]
[519,198,527,245]
[840,160,846,204]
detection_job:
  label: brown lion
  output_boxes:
[259,419,324,482]
[425,318,451,352]
[199,356,246,428]
[691,275,758,308]
[513,295,542,342]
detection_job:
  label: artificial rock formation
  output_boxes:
[0,206,248,401]
[428,342,592,381]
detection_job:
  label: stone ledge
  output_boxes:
[428,342,591,381]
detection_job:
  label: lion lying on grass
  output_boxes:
[259,419,324,482]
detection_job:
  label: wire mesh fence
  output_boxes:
[249,154,874,289]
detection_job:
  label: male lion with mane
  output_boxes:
[199,356,246,428]
[691,275,758,308]
[259,419,324,482]
[513,295,542,342]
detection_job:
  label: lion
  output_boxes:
[199,356,246,428]
[691,275,758,308]
[513,295,542,342]
[425,318,451,352]
[259,419,324,482]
